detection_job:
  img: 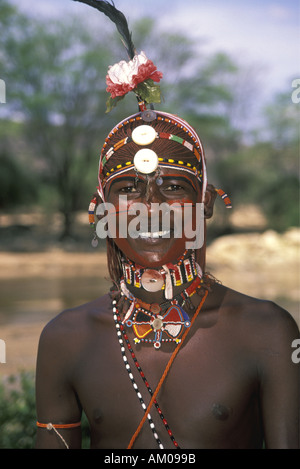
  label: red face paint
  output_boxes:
[105,168,202,267]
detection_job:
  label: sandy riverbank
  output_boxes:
[0,228,299,377]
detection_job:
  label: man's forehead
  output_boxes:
[106,167,201,197]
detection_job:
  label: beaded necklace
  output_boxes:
[112,279,210,449]
[113,301,178,449]
[122,250,199,293]
[120,270,204,349]
[122,250,202,301]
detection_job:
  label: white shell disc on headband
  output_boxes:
[134,149,158,174]
[132,125,156,146]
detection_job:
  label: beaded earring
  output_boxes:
[88,195,98,247]
[215,188,232,208]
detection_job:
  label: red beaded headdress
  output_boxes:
[74,1,207,194]
[98,109,207,203]
[75,0,231,279]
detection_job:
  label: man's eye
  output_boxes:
[164,184,184,191]
[119,186,138,193]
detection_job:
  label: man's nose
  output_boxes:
[143,177,162,206]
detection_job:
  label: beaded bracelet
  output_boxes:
[36,421,81,449]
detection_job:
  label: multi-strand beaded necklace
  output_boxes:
[112,252,213,448]
[119,250,202,349]
[121,249,199,297]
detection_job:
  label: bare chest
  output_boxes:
[73,321,262,449]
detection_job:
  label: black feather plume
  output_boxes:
[73,0,136,59]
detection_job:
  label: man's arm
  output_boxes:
[257,303,299,449]
[35,315,82,449]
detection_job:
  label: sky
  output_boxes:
[8,0,300,124]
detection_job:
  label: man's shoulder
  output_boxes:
[38,293,112,349]
[217,283,299,337]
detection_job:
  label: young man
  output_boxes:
[35,1,299,450]
[35,108,299,449]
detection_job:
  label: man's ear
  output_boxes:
[204,184,217,219]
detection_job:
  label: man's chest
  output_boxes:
[73,325,261,448]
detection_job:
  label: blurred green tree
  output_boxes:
[214,88,299,231]
[0,119,38,208]
[0,372,91,448]
[170,52,242,154]
[1,1,282,238]
[0,2,116,237]
[0,372,36,448]
[258,89,299,230]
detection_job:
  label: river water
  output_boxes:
[0,274,112,326]
[0,271,298,327]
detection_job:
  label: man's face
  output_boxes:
[105,167,202,267]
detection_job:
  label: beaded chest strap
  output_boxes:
[112,282,210,448]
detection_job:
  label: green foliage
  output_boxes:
[169,52,242,154]
[261,174,299,231]
[0,372,91,449]
[0,150,38,209]
[214,87,299,232]
[0,6,116,237]
[0,119,38,208]
[0,372,37,448]
[214,140,299,231]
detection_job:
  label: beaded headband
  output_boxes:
[101,121,201,167]
[98,110,207,202]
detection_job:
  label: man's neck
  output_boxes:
[120,249,203,307]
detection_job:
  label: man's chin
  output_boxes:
[116,236,188,268]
